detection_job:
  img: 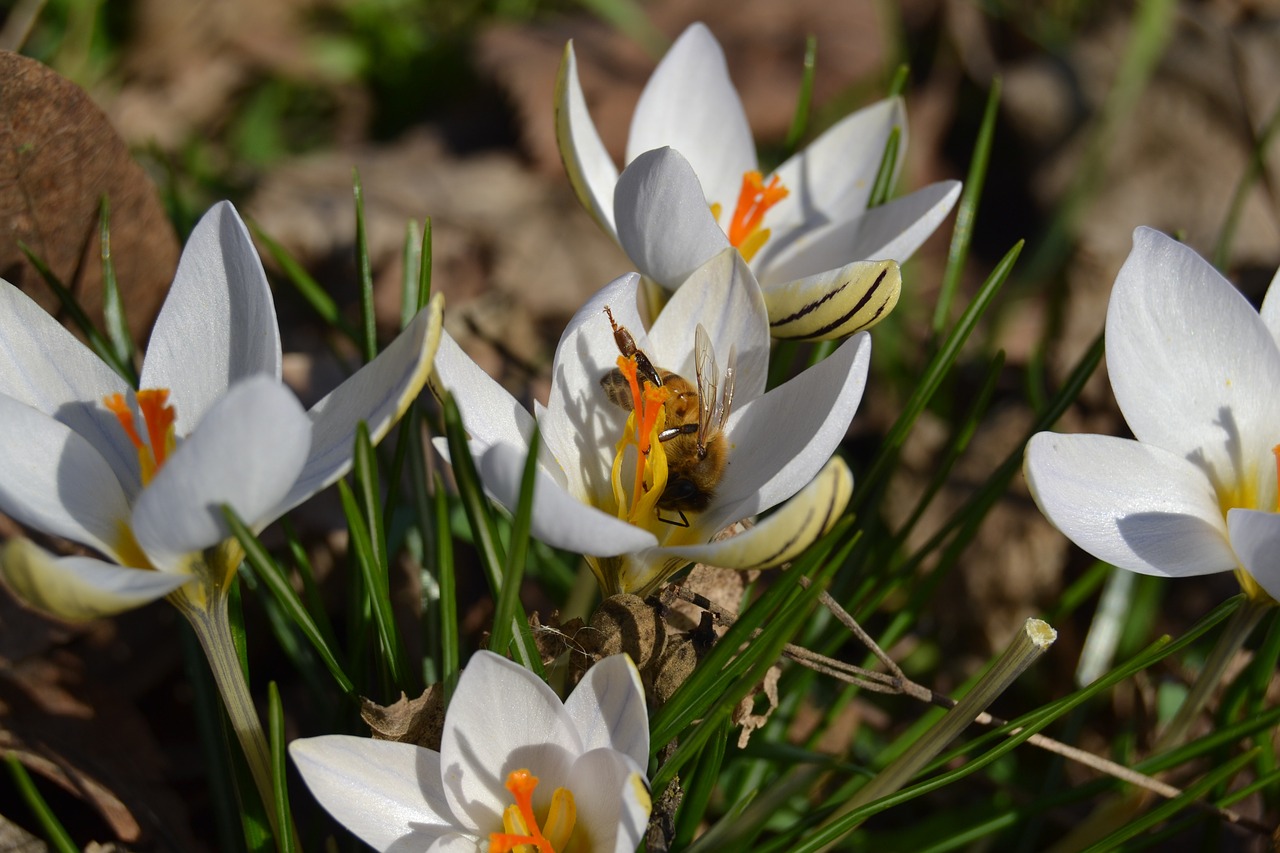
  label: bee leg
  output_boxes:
[657,423,699,442]
[657,508,690,528]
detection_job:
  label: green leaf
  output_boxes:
[353,169,377,362]
[5,754,79,853]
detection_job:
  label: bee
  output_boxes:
[601,307,736,524]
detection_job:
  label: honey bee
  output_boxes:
[601,307,735,524]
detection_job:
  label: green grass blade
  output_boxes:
[97,195,135,369]
[20,241,136,384]
[867,127,901,208]
[223,506,355,695]
[674,714,731,847]
[267,682,297,853]
[441,393,507,592]
[433,471,460,699]
[488,426,544,672]
[353,169,377,362]
[249,222,360,343]
[782,36,817,156]
[5,754,79,853]
[576,0,668,57]
[933,76,1001,334]
[1213,99,1280,269]
[400,219,421,331]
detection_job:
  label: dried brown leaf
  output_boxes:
[360,684,446,752]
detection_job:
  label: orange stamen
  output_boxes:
[489,770,555,853]
[104,393,144,450]
[137,389,176,469]
[727,171,789,249]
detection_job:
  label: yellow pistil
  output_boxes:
[609,356,671,526]
[726,171,789,263]
[104,389,177,486]
[489,769,577,853]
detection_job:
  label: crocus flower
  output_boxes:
[1025,227,1280,604]
[557,22,961,340]
[291,651,651,853]
[0,201,442,620]
[432,248,867,596]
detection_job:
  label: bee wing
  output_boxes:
[694,324,718,447]
[717,344,737,433]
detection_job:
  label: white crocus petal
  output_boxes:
[1107,227,1280,481]
[567,748,651,853]
[1227,509,1280,602]
[615,148,731,289]
[278,296,443,516]
[767,97,906,234]
[758,181,962,286]
[543,272,647,500]
[440,653,582,832]
[0,281,139,493]
[1025,433,1237,577]
[478,442,658,556]
[714,332,871,524]
[764,260,902,342]
[1,539,192,621]
[290,736,459,852]
[131,377,311,570]
[1258,264,1280,348]
[563,654,649,767]
[665,457,852,571]
[646,249,770,401]
[626,22,755,210]
[0,394,131,558]
[431,331,537,452]
[141,202,283,434]
[555,42,620,236]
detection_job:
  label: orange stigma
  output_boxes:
[489,769,576,853]
[727,171,789,262]
[612,355,671,523]
[104,389,177,485]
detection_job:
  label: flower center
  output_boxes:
[489,769,577,853]
[609,354,671,526]
[104,389,177,486]
[710,171,790,263]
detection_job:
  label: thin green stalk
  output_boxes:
[6,754,78,853]
[174,591,279,840]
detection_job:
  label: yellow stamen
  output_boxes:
[727,171,789,262]
[489,769,576,853]
[609,355,671,525]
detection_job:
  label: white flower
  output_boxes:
[431,249,867,596]
[1025,227,1280,603]
[557,22,961,340]
[0,201,443,620]
[291,651,651,853]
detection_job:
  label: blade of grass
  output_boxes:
[5,754,78,853]
[267,682,297,853]
[224,506,355,694]
[98,196,135,369]
[933,77,1001,334]
[487,426,545,671]
[782,36,818,156]
[353,169,377,362]
[249,222,359,343]
[20,241,135,384]
[432,471,460,700]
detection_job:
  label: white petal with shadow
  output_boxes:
[1025,432,1237,577]
[615,148,730,289]
[131,377,310,570]
[767,97,906,235]
[478,442,657,557]
[1227,509,1280,603]
[290,735,459,853]
[712,333,870,525]
[626,23,755,210]
[564,654,648,767]
[276,296,441,517]
[1,540,191,621]
[646,249,769,403]
[440,653,581,833]
[757,181,960,286]
[555,42,620,235]
[567,748,651,853]
[0,394,130,557]
[141,202,282,433]
[0,281,137,494]
[1107,228,1280,490]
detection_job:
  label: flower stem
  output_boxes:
[174,589,279,839]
